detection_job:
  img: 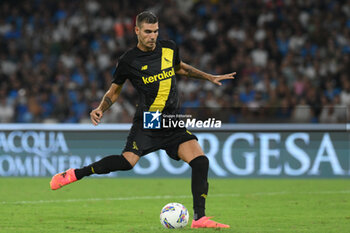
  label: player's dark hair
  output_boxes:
[136,11,158,27]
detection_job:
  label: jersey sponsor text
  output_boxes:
[142,68,175,84]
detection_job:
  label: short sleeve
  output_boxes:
[174,43,181,66]
[112,60,128,85]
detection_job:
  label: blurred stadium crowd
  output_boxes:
[0,0,349,123]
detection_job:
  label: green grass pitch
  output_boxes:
[0,178,349,232]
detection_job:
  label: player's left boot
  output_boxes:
[50,168,77,190]
[191,216,230,228]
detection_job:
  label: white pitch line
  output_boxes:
[1,190,350,205]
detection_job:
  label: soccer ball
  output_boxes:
[160,202,189,229]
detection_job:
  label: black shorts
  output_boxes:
[122,121,198,161]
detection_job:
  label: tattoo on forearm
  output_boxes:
[105,96,113,106]
[185,66,207,80]
[187,67,194,76]
[101,96,113,112]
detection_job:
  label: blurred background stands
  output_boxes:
[0,0,349,124]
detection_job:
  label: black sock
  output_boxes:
[189,155,209,220]
[74,155,133,180]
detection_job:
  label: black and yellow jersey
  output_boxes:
[113,40,180,121]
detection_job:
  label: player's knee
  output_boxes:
[122,152,139,168]
[121,155,134,170]
[189,155,209,169]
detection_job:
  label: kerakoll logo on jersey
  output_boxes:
[142,68,175,84]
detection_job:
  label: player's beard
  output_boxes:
[138,38,156,51]
[143,37,156,50]
[145,39,156,50]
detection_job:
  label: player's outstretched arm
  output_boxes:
[90,83,123,125]
[175,61,236,86]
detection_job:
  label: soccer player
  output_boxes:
[50,11,235,229]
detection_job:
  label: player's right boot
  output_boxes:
[191,216,230,228]
[50,168,77,190]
